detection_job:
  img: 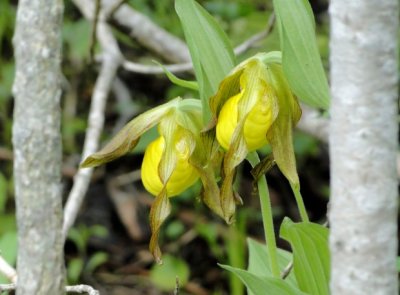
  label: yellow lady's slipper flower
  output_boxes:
[141,134,199,197]
[209,52,302,222]
[80,97,203,263]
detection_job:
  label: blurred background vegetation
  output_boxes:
[0,0,330,294]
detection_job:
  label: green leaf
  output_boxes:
[247,239,297,289]
[85,252,108,274]
[280,218,330,295]
[175,0,236,123]
[220,265,307,295]
[273,0,330,110]
[67,227,86,255]
[154,61,199,91]
[0,215,16,236]
[67,258,84,284]
[150,254,190,291]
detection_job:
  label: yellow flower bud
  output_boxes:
[141,135,199,197]
[216,90,275,151]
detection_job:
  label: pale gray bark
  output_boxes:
[329,1,399,294]
[12,0,65,294]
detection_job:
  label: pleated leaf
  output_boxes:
[247,238,298,289]
[221,265,307,295]
[175,0,235,123]
[280,218,330,295]
[273,0,330,110]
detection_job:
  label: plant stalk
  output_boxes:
[290,183,309,223]
[247,151,280,278]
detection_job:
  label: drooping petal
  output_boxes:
[189,129,224,218]
[148,117,191,263]
[266,63,302,186]
[149,188,171,264]
[80,98,181,168]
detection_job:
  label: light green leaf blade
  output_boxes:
[85,252,109,274]
[280,218,330,295]
[175,0,236,122]
[273,0,330,110]
[247,238,298,289]
[221,265,307,295]
[67,258,84,284]
[150,254,190,291]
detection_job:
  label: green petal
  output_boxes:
[80,98,181,168]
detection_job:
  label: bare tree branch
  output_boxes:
[234,13,275,55]
[0,283,100,295]
[0,283,15,292]
[297,104,329,142]
[63,0,123,240]
[117,12,276,75]
[103,0,190,63]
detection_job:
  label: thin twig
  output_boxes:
[0,255,17,283]
[234,13,275,55]
[65,284,100,295]
[121,59,193,74]
[89,0,101,63]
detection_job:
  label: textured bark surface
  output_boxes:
[12,0,65,294]
[329,1,398,294]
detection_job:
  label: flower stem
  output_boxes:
[247,151,280,278]
[290,183,309,223]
